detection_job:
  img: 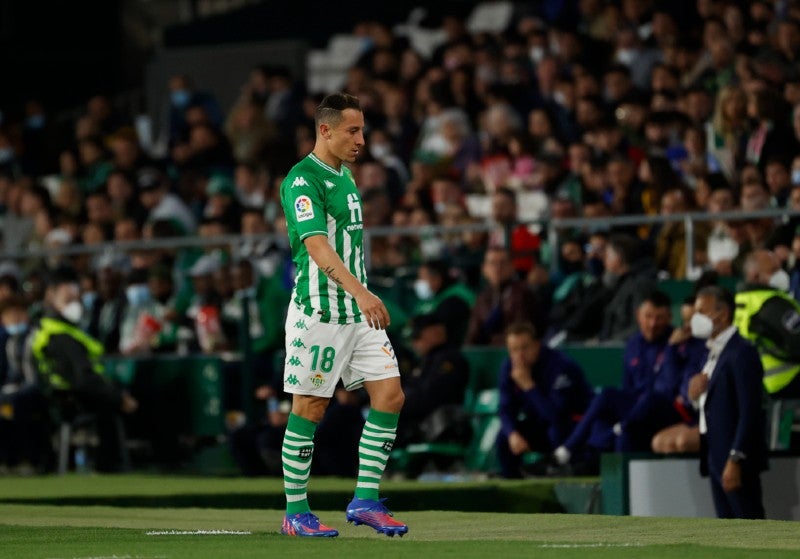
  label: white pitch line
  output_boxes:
[145,530,251,536]
[538,543,644,548]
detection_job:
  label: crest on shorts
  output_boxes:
[310,374,325,388]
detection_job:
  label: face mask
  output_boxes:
[61,301,84,324]
[529,46,545,63]
[5,322,28,336]
[553,90,568,107]
[616,48,636,66]
[0,148,15,163]
[26,114,45,130]
[126,284,151,307]
[690,312,714,339]
[414,279,434,301]
[791,169,800,186]
[81,291,97,311]
[369,144,390,160]
[768,269,791,291]
[171,89,191,108]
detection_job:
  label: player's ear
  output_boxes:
[319,123,330,139]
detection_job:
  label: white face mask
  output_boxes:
[768,269,791,291]
[414,279,434,301]
[60,301,84,324]
[690,312,714,339]
[529,46,545,63]
[616,48,637,66]
[369,144,390,160]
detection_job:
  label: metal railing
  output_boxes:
[2,207,797,275]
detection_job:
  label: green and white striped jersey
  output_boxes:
[280,152,366,324]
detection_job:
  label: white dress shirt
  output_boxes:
[698,324,738,435]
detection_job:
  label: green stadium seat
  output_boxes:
[561,344,624,388]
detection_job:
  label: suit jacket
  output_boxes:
[702,331,768,478]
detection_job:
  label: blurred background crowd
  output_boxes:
[2,0,800,477]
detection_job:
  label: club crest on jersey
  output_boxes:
[294,195,314,222]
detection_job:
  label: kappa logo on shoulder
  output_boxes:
[324,180,335,189]
[292,176,309,187]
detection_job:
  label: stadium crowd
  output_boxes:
[1,1,800,494]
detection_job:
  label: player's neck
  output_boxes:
[311,145,342,172]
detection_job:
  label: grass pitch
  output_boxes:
[0,475,799,558]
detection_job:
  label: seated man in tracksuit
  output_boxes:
[553,290,676,466]
[497,321,593,478]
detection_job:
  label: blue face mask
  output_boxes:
[0,148,14,163]
[25,114,45,130]
[81,291,98,311]
[5,322,28,336]
[171,89,192,108]
[126,284,151,307]
[792,169,800,186]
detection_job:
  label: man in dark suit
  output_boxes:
[688,285,768,519]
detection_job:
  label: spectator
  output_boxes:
[465,247,545,346]
[553,291,675,465]
[137,166,197,235]
[598,234,657,342]
[497,321,593,478]
[0,296,48,472]
[487,187,541,277]
[688,285,767,519]
[411,259,475,347]
[86,254,128,354]
[395,313,469,452]
[167,74,224,146]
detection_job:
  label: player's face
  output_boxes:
[325,108,365,163]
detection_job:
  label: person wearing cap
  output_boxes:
[498,321,593,478]
[203,173,242,232]
[137,166,197,235]
[29,266,138,472]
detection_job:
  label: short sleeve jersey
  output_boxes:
[280,152,366,324]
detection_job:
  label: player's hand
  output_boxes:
[688,373,709,401]
[508,431,530,455]
[355,290,390,330]
[722,459,742,492]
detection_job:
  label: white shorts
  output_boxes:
[283,304,400,397]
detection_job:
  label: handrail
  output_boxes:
[2,207,797,274]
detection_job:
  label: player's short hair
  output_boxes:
[315,93,361,129]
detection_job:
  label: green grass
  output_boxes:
[1,475,799,558]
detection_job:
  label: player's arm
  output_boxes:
[303,234,390,330]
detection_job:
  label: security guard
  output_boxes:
[735,249,800,397]
[30,266,138,471]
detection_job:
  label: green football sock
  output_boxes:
[354,408,399,501]
[282,413,317,515]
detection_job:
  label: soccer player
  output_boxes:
[278,93,408,538]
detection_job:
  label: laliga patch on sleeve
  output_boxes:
[294,195,315,222]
